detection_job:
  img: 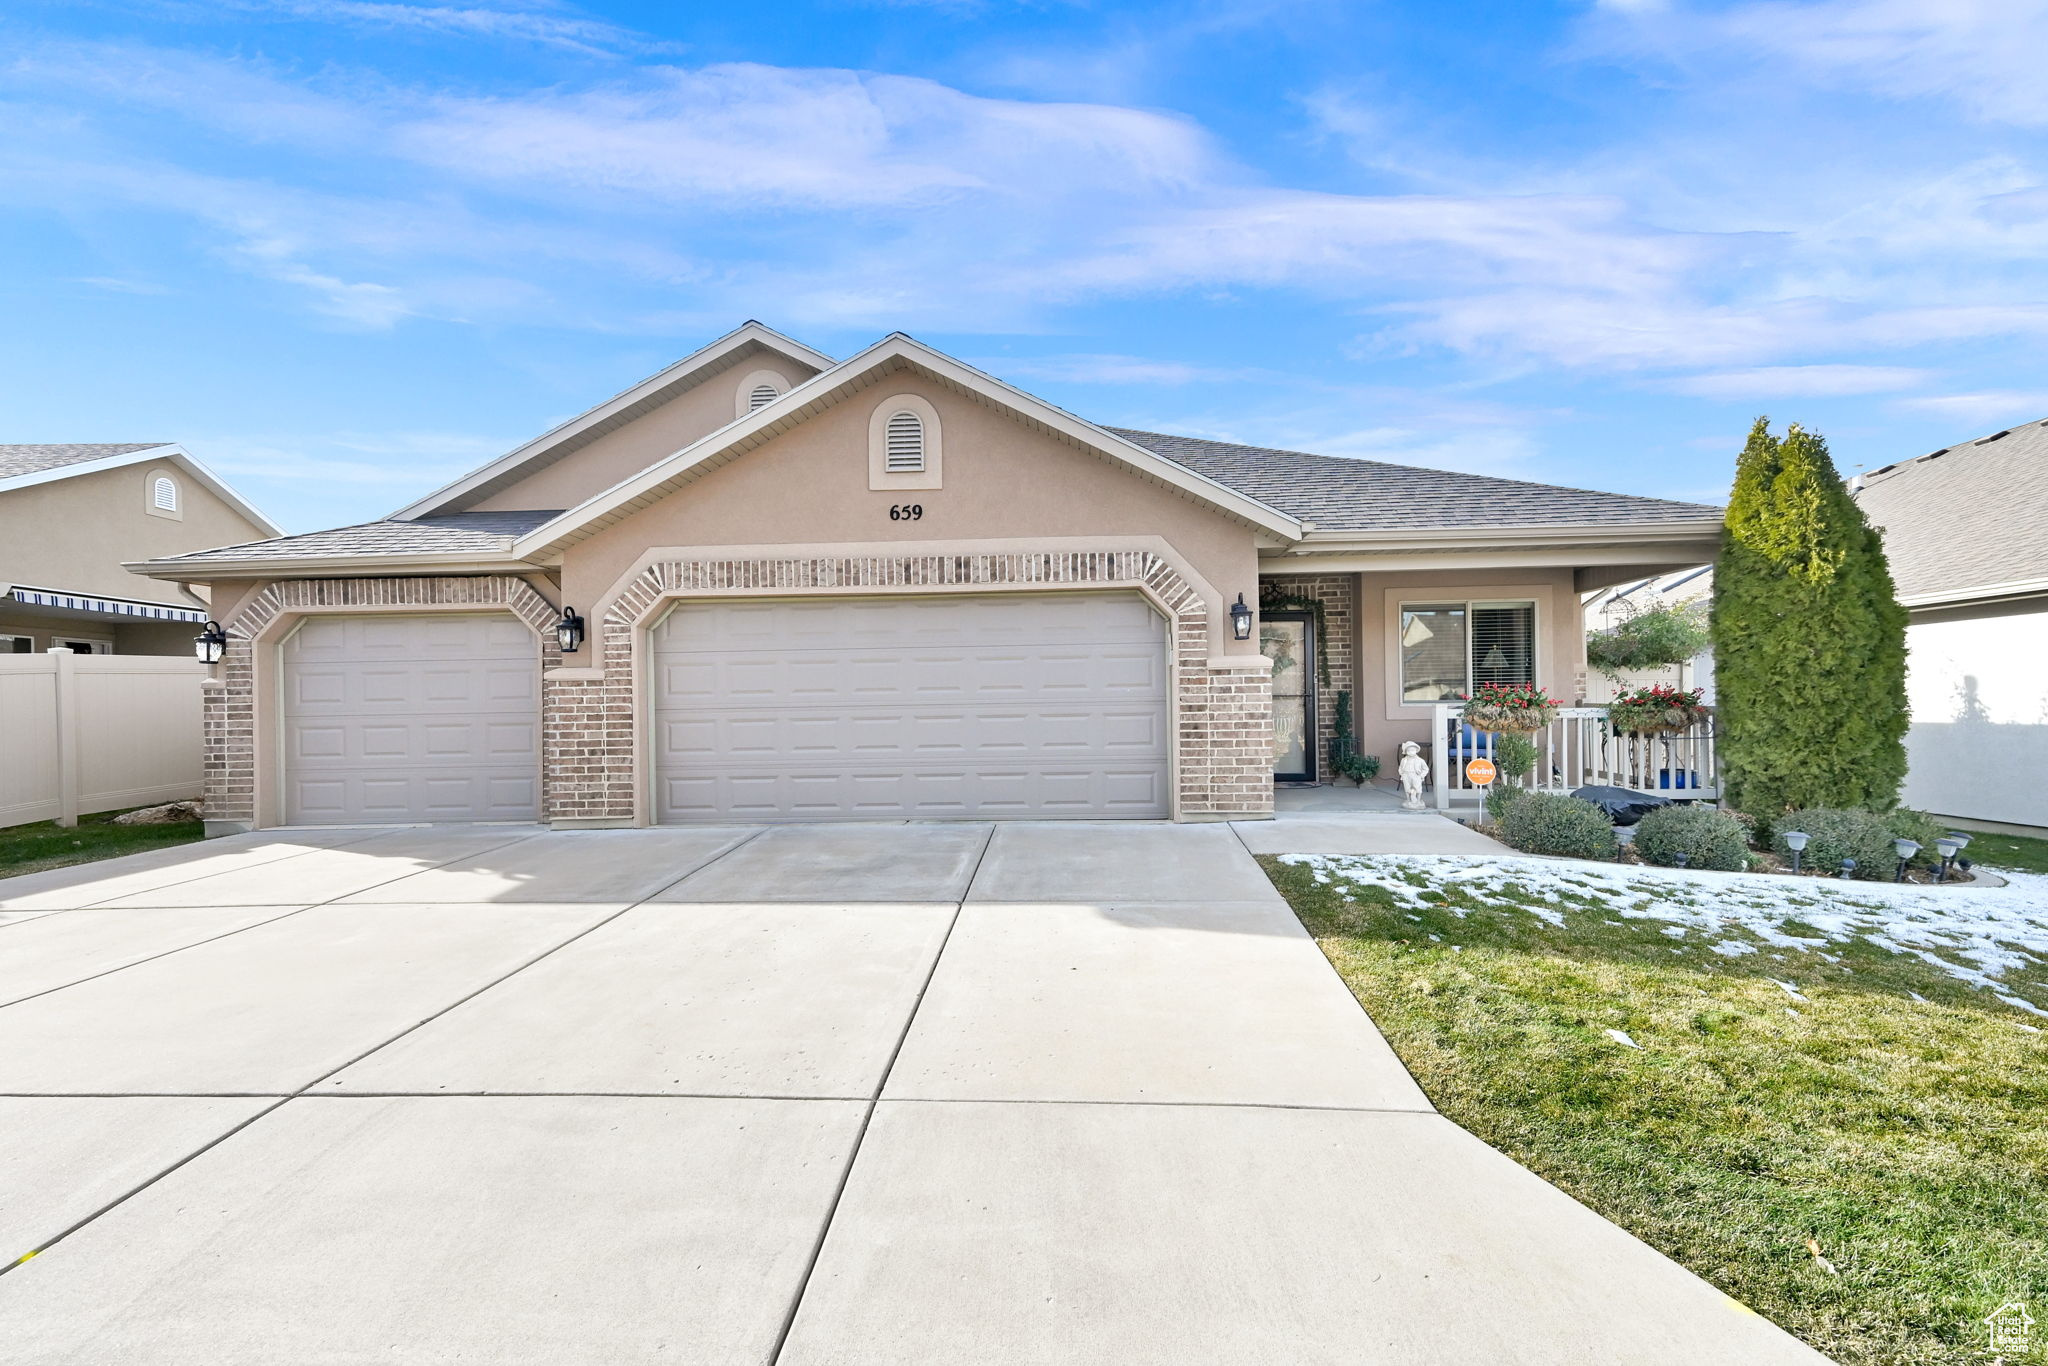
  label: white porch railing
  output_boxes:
[1429,703,1718,810]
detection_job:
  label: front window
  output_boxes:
[1400,600,1535,703]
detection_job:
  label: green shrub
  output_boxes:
[1497,792,1619,860]
[1634,804,1749,871]
[1770,807,1899,879]
[1491,730,1538,782]
[1485,784,1527,828]
[1882,807,1944,867]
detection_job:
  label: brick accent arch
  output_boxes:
[206,576,560,826]
[546,549,1272,824]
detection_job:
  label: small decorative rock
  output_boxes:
[112,800,204,826]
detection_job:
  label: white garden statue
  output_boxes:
[1397,740,1429,810]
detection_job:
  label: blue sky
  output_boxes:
[6,0,2047,534]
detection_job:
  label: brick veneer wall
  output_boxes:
[1261,573,1357,780]
[555,549,1273,824]
[208,576,560,826]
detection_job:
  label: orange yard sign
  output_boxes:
[1464,757,1497,786]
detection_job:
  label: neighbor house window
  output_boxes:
[2,635,32,654]
[1399,600,1535,703]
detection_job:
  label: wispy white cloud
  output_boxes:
[984,354,1260,385]
[1663,364,1931,398]
[1890,390,2048,424]
[1597,0,2048,127]
[225,0,675,56]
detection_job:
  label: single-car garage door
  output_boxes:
[651,592,1170,821]
[280,613,541,824]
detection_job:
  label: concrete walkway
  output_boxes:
[0,823,1827,1364]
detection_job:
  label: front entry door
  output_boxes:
[1261,611,1316,783]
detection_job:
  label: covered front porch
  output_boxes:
[1256,532,1719,810]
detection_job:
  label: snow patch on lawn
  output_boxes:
[1280,854,2048,1015]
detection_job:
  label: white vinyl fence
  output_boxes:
[1430,703,1719,810]
[0,653,205,828]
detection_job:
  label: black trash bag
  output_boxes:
[1571,785,1671,826]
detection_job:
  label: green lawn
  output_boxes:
[0,810,205,880]
[1265,853,2046,1366]
[1960,828,2048,876]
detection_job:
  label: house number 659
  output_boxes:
[889,504,924,521]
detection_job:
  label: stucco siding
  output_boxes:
[560,373,1263,657]
[1902,598,2048,828]
[467,353,818,515]
[0,464,270,605]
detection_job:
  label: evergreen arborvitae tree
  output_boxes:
[1712,418,1909,817]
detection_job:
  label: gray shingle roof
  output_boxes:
[153,510,561,565]
[1108,429,1722,533]
[1852,417,2048,601]
[0,444,168,480]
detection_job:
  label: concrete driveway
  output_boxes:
[0,822,1828,1364]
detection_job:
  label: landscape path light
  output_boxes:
[1781,830,1808,874]
[1893,838,1921,882]
[1934,836,1962,882]
[1839,857,1857,879]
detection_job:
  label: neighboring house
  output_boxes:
[1,444,280,656]
[130,322,1721,834]
[1580,566,1715,703]
[1851,418,2048,832]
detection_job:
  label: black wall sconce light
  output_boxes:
[193,620,228,664]
[1230,593,1254,641]
[556,607,586,654]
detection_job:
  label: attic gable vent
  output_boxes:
[748,382,779,412]
[884,411,925,472]
[153,475,178,510]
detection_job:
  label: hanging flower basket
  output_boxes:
[1606,684,1710,735]
[1458,682,1561,733]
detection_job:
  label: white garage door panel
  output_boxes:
[281,614,540,825]
[654,594,1170,821]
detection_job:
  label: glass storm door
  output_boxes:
[1261,612,1316,782]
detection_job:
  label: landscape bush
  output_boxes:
[1497,792,1619,860]
[1882,808,1945,868]
[1771,807,1900,879]
[1485,784,1527,828]
[1633,804,1750,871]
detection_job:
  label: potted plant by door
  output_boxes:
[1606,684,1709,736]
[1458,682,1561,733]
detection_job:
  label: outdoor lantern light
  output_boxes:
[1934,836,1962,882]
[1893,837,1921,882]
[1839,857,1857,879]
[1230,593,1254,641]
[1673,851,1691,869]
[193,620,228,665]
[1782,829,1809,874]
[555,607,586,654]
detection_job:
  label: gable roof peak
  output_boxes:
[391,320,835,521]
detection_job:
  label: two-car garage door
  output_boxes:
[650,592,1170,821]
[277,592,1170,825]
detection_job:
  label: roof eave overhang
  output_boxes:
[512,335,1306,559]
[1899,577,2048,611]
[391,322,837,522]
[126,551,535,581]
[1279,519,1724,554]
